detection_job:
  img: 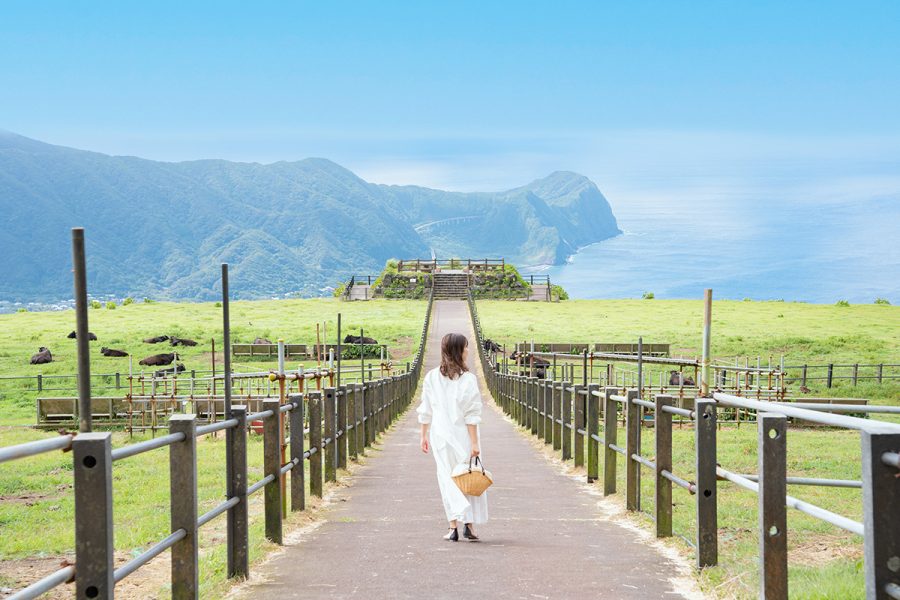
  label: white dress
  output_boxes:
[416,367,489,525]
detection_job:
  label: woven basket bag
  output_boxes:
[451,456,493,496]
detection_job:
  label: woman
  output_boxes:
[417,332,487,542]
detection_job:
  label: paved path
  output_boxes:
[240,300,690,599]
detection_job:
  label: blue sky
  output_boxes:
[2,1,900,190]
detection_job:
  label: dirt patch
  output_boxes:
[791,534,863,566]
[389,336,414,361]
[0,550,168,599]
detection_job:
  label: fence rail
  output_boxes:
[467,291,900,600]
[1,290,434,599]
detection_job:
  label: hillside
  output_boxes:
[0,132,620,302]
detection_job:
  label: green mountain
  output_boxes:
[0,132,620,302]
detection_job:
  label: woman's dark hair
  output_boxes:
[439,333,469,379]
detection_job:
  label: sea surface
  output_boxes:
[536,176,900,303]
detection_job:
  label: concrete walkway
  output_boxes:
[239,300,690,599]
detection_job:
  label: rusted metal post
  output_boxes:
[625,389,641,511]
[263,399,282,544]
[758,413,788,599]
[603,387,617,495]
[701,289,712,397]
[309,392,323,498]
[74,432,114,599]
[72,228,92,433]
[169,415,198,599]
[289,395,305,512]
[695,398,718,567]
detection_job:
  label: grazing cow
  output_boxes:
[154,363,186,377]
[100,347,129,357]
[344,334,378,345]
[67,331,98,341]
[482,338,502,353]
[509,350,549,379]
[30,347,53,364]
[669,371,696,386]
[253,337,272,345]
[139,352,177,366]
[170,337,198,347]
[143,335,169,344]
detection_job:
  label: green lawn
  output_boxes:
[0,298,426,596]
[478,298,898,599]
[0,298,427,425]
[476,298,900,401]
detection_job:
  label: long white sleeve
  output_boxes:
[416,373,433,424]
[462,373,483,425]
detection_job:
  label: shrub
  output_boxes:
[123,297,134,306]
[214,301,222,308]
[742,298,752,302]
[106,301,116,310]
[551,284,569,301]
[642,292,654,300]
[90,300,102,309]
[874,298,891,305]
[143,297,154,304]
[333,282,346,298]
[16,307,27,313]
[835,300,850,307]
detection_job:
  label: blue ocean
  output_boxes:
[537,176,900,303]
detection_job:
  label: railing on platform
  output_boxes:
[0,291,434,599]
[467,291,900,600]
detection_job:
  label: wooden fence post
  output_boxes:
[288,395,305,512]
[347,385,358,460]
[625,389,641,511]
[603,387,618,496]
[860,430,900,598]
[169,415,198,599]
[529,377,539,435]
[562,381,573,461]
[758,413,788,600]
[655,394,674,537]
[574,385,586,468]
[337,386,348,470]
[228,406,249,578]
[263,398,283,544]
[586,383,600,483]
[74,433,114,599]
[695,398,718,568]
[324,388,336,482]
[309,392,323,498]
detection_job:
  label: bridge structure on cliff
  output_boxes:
[1,234,898,599]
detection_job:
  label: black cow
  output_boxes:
[100,347,128,357]
[139,352,177,366]
[143,335,169,344]
[154,363,186,377]
[344,334,378,345]
[509,350,549,379]
[67,331,98,341]
[482,338,502,353]
[170,337,198,347]
[669,371,696,386]
[253,337,272,345]
[30,347,53,364]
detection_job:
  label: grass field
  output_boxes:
[0,298,427,425]
[0,298,426,596]
[476,298,899,599]
[476,298,900,402]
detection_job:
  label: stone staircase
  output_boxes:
[432,273,469,299]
